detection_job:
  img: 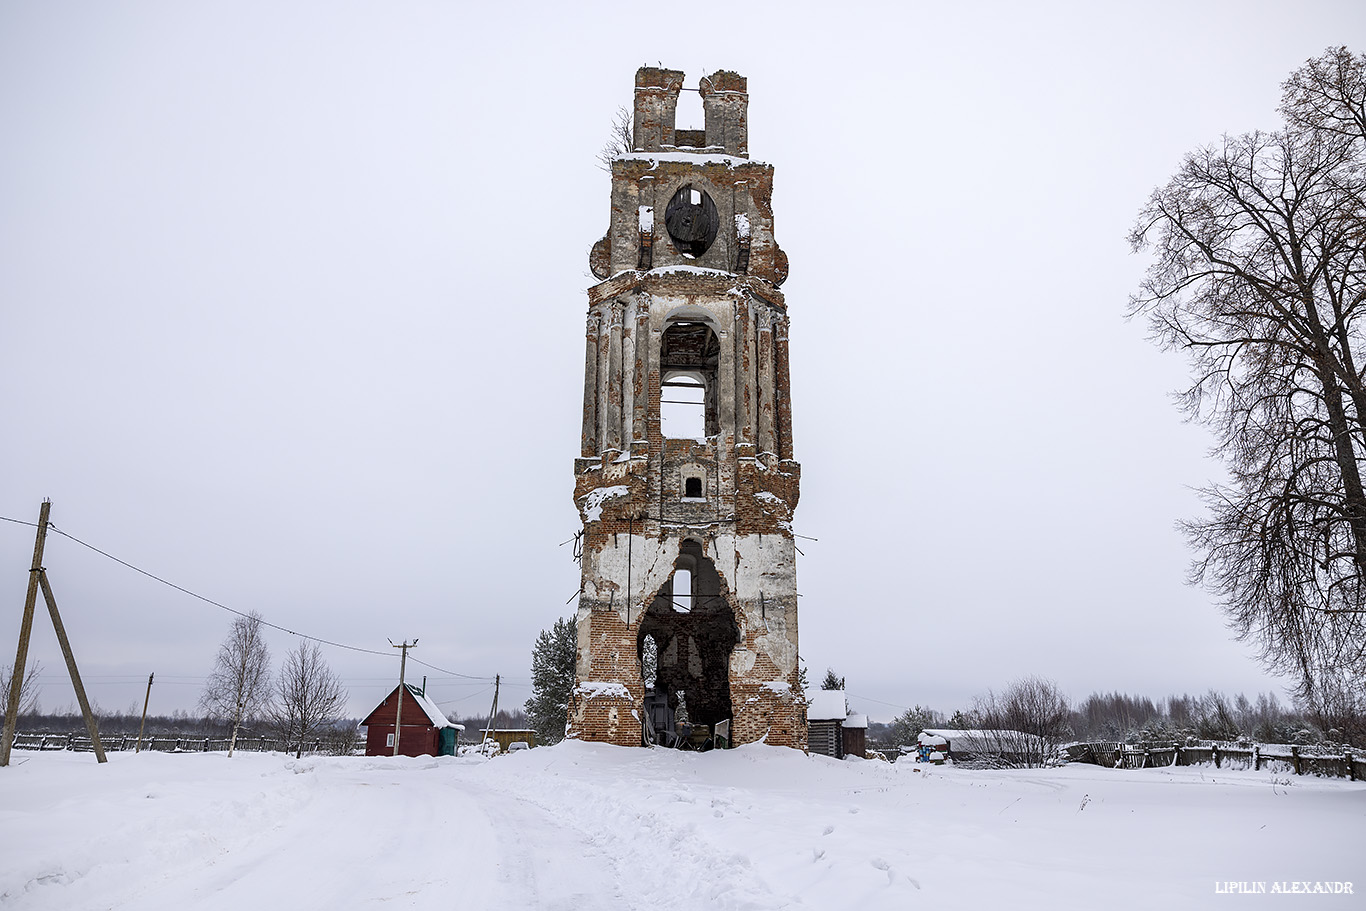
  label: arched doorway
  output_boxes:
[638,539,737,748]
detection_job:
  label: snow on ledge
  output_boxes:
[575,681,632,700]
[581,485,629,522]
[651,264,734,277]
[617,151,765,168]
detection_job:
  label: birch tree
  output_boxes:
[272,642,347,759]
[199,613,271,757]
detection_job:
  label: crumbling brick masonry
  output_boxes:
[567,67,806,750]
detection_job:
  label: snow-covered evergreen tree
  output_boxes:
[525,616,576,746]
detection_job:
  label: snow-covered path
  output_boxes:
[0,753,629,910]
[2,743,1363,909]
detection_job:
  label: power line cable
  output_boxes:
[6,514,509,684]
[408,656,495,681]
[44,522,395,658]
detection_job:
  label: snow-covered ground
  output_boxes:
[2,742,1362,909]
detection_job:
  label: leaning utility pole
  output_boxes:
[2,501,105,766]
[135,673,154,753]
[483,674,500,752]
[389,639,417,757]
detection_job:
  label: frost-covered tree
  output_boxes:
[973,676,1072,767]
[2,660,41,717]
[199,612,271,757]
[524,616,576,746]
[1128,47,1366,702]
[820,668,845,691]
[890,704,943,746]
[596,105,633,172]
[271,642,346,759]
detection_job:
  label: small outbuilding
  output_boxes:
[918,728,1045,765]
[362,683,457,757]
[808,690,867,759]
[842,712,868,759]
[477,728,536,754]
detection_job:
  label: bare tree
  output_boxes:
[199,612,271,757]
[2,661,42,717]
[596,105,633,172]
[974,676,1072,767]
[271,642,347,759]
[1128,47,1366,699]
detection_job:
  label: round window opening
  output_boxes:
[664,184,719,258]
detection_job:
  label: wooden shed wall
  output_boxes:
[364,723,442,757]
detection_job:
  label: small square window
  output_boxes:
[684,477,702,498]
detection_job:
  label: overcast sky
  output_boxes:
[3,1,1364,725]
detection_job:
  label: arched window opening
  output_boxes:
[660,320,720,439]
[661,375,705,439]
[671,569,692,613]
[684,476,703,498]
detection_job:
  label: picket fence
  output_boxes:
[10,731,366,756]
[1067,741,1365,780]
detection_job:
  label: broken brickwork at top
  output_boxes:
[568,67,806,751]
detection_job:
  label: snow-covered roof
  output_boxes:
[843,713,868,730]
[360,683,453,729]
[403,684,453,729]
[920,729,1042,752]
[807,690,847,721]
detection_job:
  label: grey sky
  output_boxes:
[3,1,1364,723]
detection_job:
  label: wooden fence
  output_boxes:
[1066,741,1365,780]
[10,731,366,756]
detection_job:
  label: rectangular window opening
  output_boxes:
[661,378,706,440]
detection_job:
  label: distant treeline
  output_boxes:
[11,708,360,741]
[866,688,1365,750]
[14,705,531,742]
[449,708,529,736]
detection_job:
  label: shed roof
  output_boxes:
[920,728,1042,752]
[405,685,453,729]
[360,683,452,729]
[807,689,848,721]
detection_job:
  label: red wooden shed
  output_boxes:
[361,683,455,757]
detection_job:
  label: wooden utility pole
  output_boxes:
[389,639,417,757]
[37,570,106,762]
[1,501,48,767]
[483,674,500,752]
[2,500,106,765]
[135,673,154,753]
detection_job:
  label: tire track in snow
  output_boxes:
[461,782,634,911]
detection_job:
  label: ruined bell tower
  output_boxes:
[567,67,804,749]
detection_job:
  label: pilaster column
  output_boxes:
[736,302,757,448]
[621,298,636,448]
[633,296,651,451]
[756,305,776,457]
[774,314,793,461]
[717,301,736,446]
[596,304,612,455]
[606,300,624,453]
[582,310,601,457]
